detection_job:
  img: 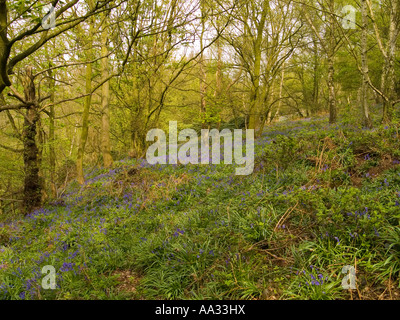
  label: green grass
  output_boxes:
[1,116,400,300]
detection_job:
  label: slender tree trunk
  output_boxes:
[46,56,57,196]
[129,13,143,158]
[327,54,336,123]
[361,0,372,128]
[275,64,285,120]
[49,101,56,198]
[215,23,222,129]
[100,15,113,168]
[215,35,222,98]
[36,112,47,203]
[382,0,399,123]
[312,36,319,114]
[248,35,262,131]
[199,1,207,128]
[76,32,94,183]
[76,58,93,183]
[22,66,41,214]
[259,86,271,134]
[327,0,337,124]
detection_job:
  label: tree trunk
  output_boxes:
[382,0,399,123]
[129,17,144,159]
[36,112,47,203]
[22,66,41,214]
[46,50,57,196]
[76,21,94,183]
[49,85,56,195]
[361,0,372,128]
[76,60,93,183]
[215,22,222,129]
[0,0,11,93]
[327,0,337,124]
[199,1,207,129]
[248,0,269,132]
[327,59,336,123]
[312,36,319,114]
[100,15,113,168]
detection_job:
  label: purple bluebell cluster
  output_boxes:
[296,265,329,288]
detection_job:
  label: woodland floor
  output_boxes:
[1,116,400,300]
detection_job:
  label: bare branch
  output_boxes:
[0,102,28,112]
[0,143,23,153]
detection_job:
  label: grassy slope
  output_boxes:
[1,117,400,300]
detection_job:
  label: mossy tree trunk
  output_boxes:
[22,66,41,214]
[76,11,95,184]
[100,12,113,168]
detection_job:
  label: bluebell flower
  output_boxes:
[60,262,75,272]
[334,237,340,243]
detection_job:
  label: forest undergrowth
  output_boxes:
[1,115,400,300]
